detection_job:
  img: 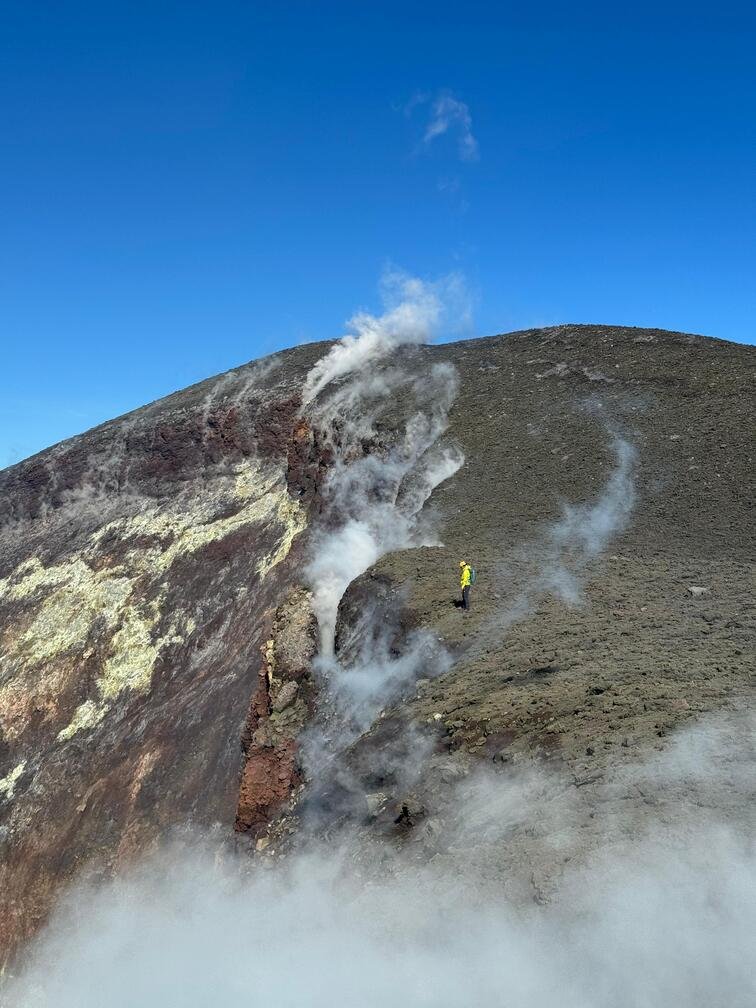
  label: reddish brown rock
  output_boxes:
[235,741,300,835]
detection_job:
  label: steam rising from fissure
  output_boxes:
[491,426,637,634]
[303,274,465,645]
[302,268,468,406]
[304,365,463,657]
[298,272,464,776]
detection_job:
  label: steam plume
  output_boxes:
[302,271,466,658]
[302,269,468,404]
[494,430,636,630]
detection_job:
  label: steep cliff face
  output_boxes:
[0,325,753,964]
[0,346,328,958]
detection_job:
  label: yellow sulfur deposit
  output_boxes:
[0,459,306,743]
[0,760,26,802]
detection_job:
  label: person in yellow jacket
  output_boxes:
[459,560,473,611]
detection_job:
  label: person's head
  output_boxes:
[459,560,467,568]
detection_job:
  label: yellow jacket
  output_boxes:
[460,564,472,588]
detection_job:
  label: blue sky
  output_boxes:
[2,2,755,466]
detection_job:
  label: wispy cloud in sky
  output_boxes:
[410,90,479,162]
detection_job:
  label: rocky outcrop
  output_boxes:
[235,589,317,836]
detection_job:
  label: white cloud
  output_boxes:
[416,90,479,162]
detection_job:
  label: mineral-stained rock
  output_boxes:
[0,345,325,961]
[272,588,318,682]
[236,739,299,835]
[233,589,317,838]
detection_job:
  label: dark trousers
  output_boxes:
[462,586,471,610]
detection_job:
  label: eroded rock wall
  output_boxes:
[0,350,328,961]
[235,588,317,838]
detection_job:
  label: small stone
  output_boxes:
[433,758,467,783]
[252,721,275,748]
[365,792,388,817]
[272,681,298,712]
[421,818,442,844]
[394,797,425,828]
[686,585,709,598]
[255,837,270,852]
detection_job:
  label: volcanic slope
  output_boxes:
[0,323,753,961]
[383,325,754,773]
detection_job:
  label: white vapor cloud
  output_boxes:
[302,269,469,405]
[494,430,637,630]
[5,715,754,1007]
[413,90,479,162]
